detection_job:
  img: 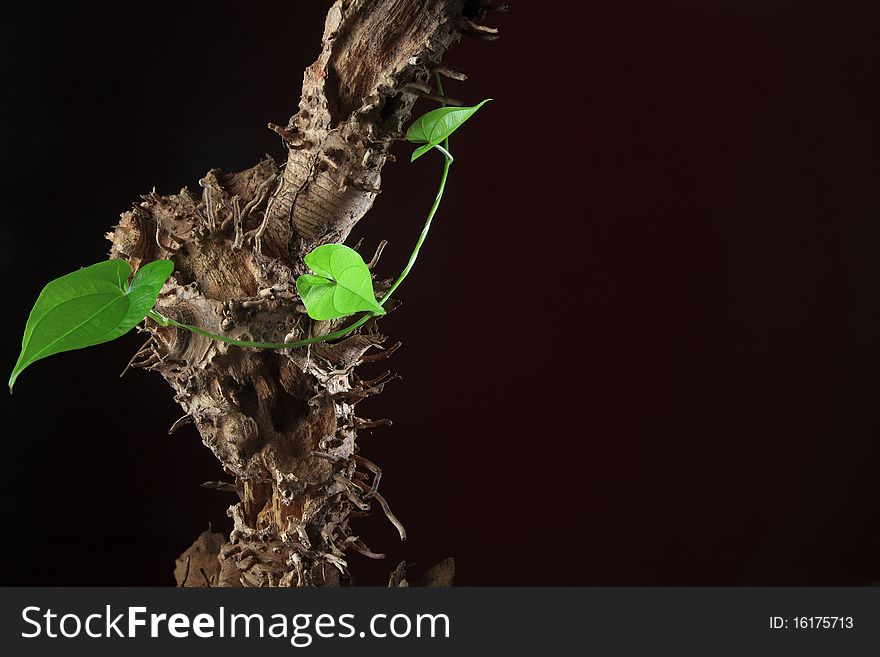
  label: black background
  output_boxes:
[1,1,879,586]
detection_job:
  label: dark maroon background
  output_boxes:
[1,1,879,585]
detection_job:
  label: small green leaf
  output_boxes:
[104,259,175,341]
[9,259,175,390]
[295,245,386,321]
[406,99,491,161]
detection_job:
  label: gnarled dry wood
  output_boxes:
[106,0,497,587]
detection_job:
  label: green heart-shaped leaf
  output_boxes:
[9,258,175,391]
[295,244,386,321]
[406,99,491,161]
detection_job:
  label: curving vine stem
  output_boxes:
[105,0,501,587]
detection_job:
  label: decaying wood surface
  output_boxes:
[106,0,501,586]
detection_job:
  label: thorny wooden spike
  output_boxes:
[133,352,163,370]
[201,481,239,494]
[354,417,393,430]
[245,174,283,256]
[248,172,286,257]
[155,219,186,254]
[334,474,370,511]
[320,552,349,575]
[434,64,467,81]
[168,414,193,434]
[122,348,164,375]
[373,491,406,541]
[405,80,432,94]
[357,370,394,388]
[198,178,216,230]
[311,450,342,463]
[459,17,500,39]
[239,173,277,226]
[365,382,391,399]
[267,122,311,149]
[353,454,382,499]
[120,337,155,377]
[404,84,463,106]
[344,487,371,512]
[351,539,386,560]
[144,188,163,205]
[359,341,401,364]
[367,239,388,269]
[330,390,368,404]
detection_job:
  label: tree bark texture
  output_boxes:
[106,0,499,587]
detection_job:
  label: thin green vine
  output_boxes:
[380,72,453,307]
[147,309,373,350]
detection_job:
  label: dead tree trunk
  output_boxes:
[106,0,498,587]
